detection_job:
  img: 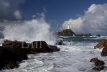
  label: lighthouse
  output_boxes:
[68,24,70,29]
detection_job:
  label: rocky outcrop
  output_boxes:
[94,40,107,56]
[56,40,64,45]
[0,46,19,69]
[90,40,107,71]
[101,47,107,56]
[2,40,32,61]
[0,40,60,70]
[75,33,92,36]
[94,40,105,49]
[56,29,76,36]
[90,58,106,71]
[56,29,93,36]
[31,41,60,53]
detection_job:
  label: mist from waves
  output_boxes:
[2,13,57,45]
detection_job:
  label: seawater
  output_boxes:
[1,36,107,72]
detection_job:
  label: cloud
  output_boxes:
[14,10,22,19]
[0,0,25,30]
[0,0,25,21]
[62,3,107,35]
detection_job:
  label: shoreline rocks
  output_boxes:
[90,58,106,71]
[94,40,107,56]
[91,40,107,71]
[0,40,60,70]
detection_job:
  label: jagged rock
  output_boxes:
[56,29,76,36]
[94,40,107,56]
[90,58,106,71]
[31,41,60,53]
[6,60,19,69]
[94,40,105,49]
[0,40,60,70]
[101,47,107,56]
[2,40,60,54]
[93,66,106,71]
[0,46,18,69]
[2,40,31,61]
[90,58,105,66]
[49,45,60,52]
[56,40,63,45]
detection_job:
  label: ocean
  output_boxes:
[1,36,107,72]
[0,19,107,72]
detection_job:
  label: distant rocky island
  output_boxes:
[56,29,92,36]
[56,29,76,36]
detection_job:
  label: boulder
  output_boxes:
[101,47,107,56]
[93,66,106,71]
[31,41,60,53]
[0,46,18,69]
[94,40,107,56]
[56,40,63,45]
[49,45,60,52]
[2,40,31,61]
[0,40,60,70]
[90,58,105,66]
[6,60,19,69]
[2,40,60,54]
[90,58,106,71]
[94,40,105,49]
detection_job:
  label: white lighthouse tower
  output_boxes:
[68,24,70,29]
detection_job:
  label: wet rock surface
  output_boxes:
[94,40,107,56]
[90,58,106,71]
[0,40,60,70]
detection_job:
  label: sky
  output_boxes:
[0,0,107,35]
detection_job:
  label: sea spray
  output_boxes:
[3,13,57,45]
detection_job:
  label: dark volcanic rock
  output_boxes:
[49,45,60,52]
[93,66,106,71]
[56,40,63,45]
[90,58,105,66]
[6,60,19,69]
[0,40,60,70]
[94,40,107,56]
[2,40,60,54]
[90,58,106,71]
[2,40,31,61]
[0,46,18,69]
[94,40,105,49]
[56,29,76,36]
[31,41,60,53]
[101,47,107,56]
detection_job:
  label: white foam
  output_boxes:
[2,13,56,45]
[1,40,107,72]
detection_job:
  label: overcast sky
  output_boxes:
[0,0,107,35]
